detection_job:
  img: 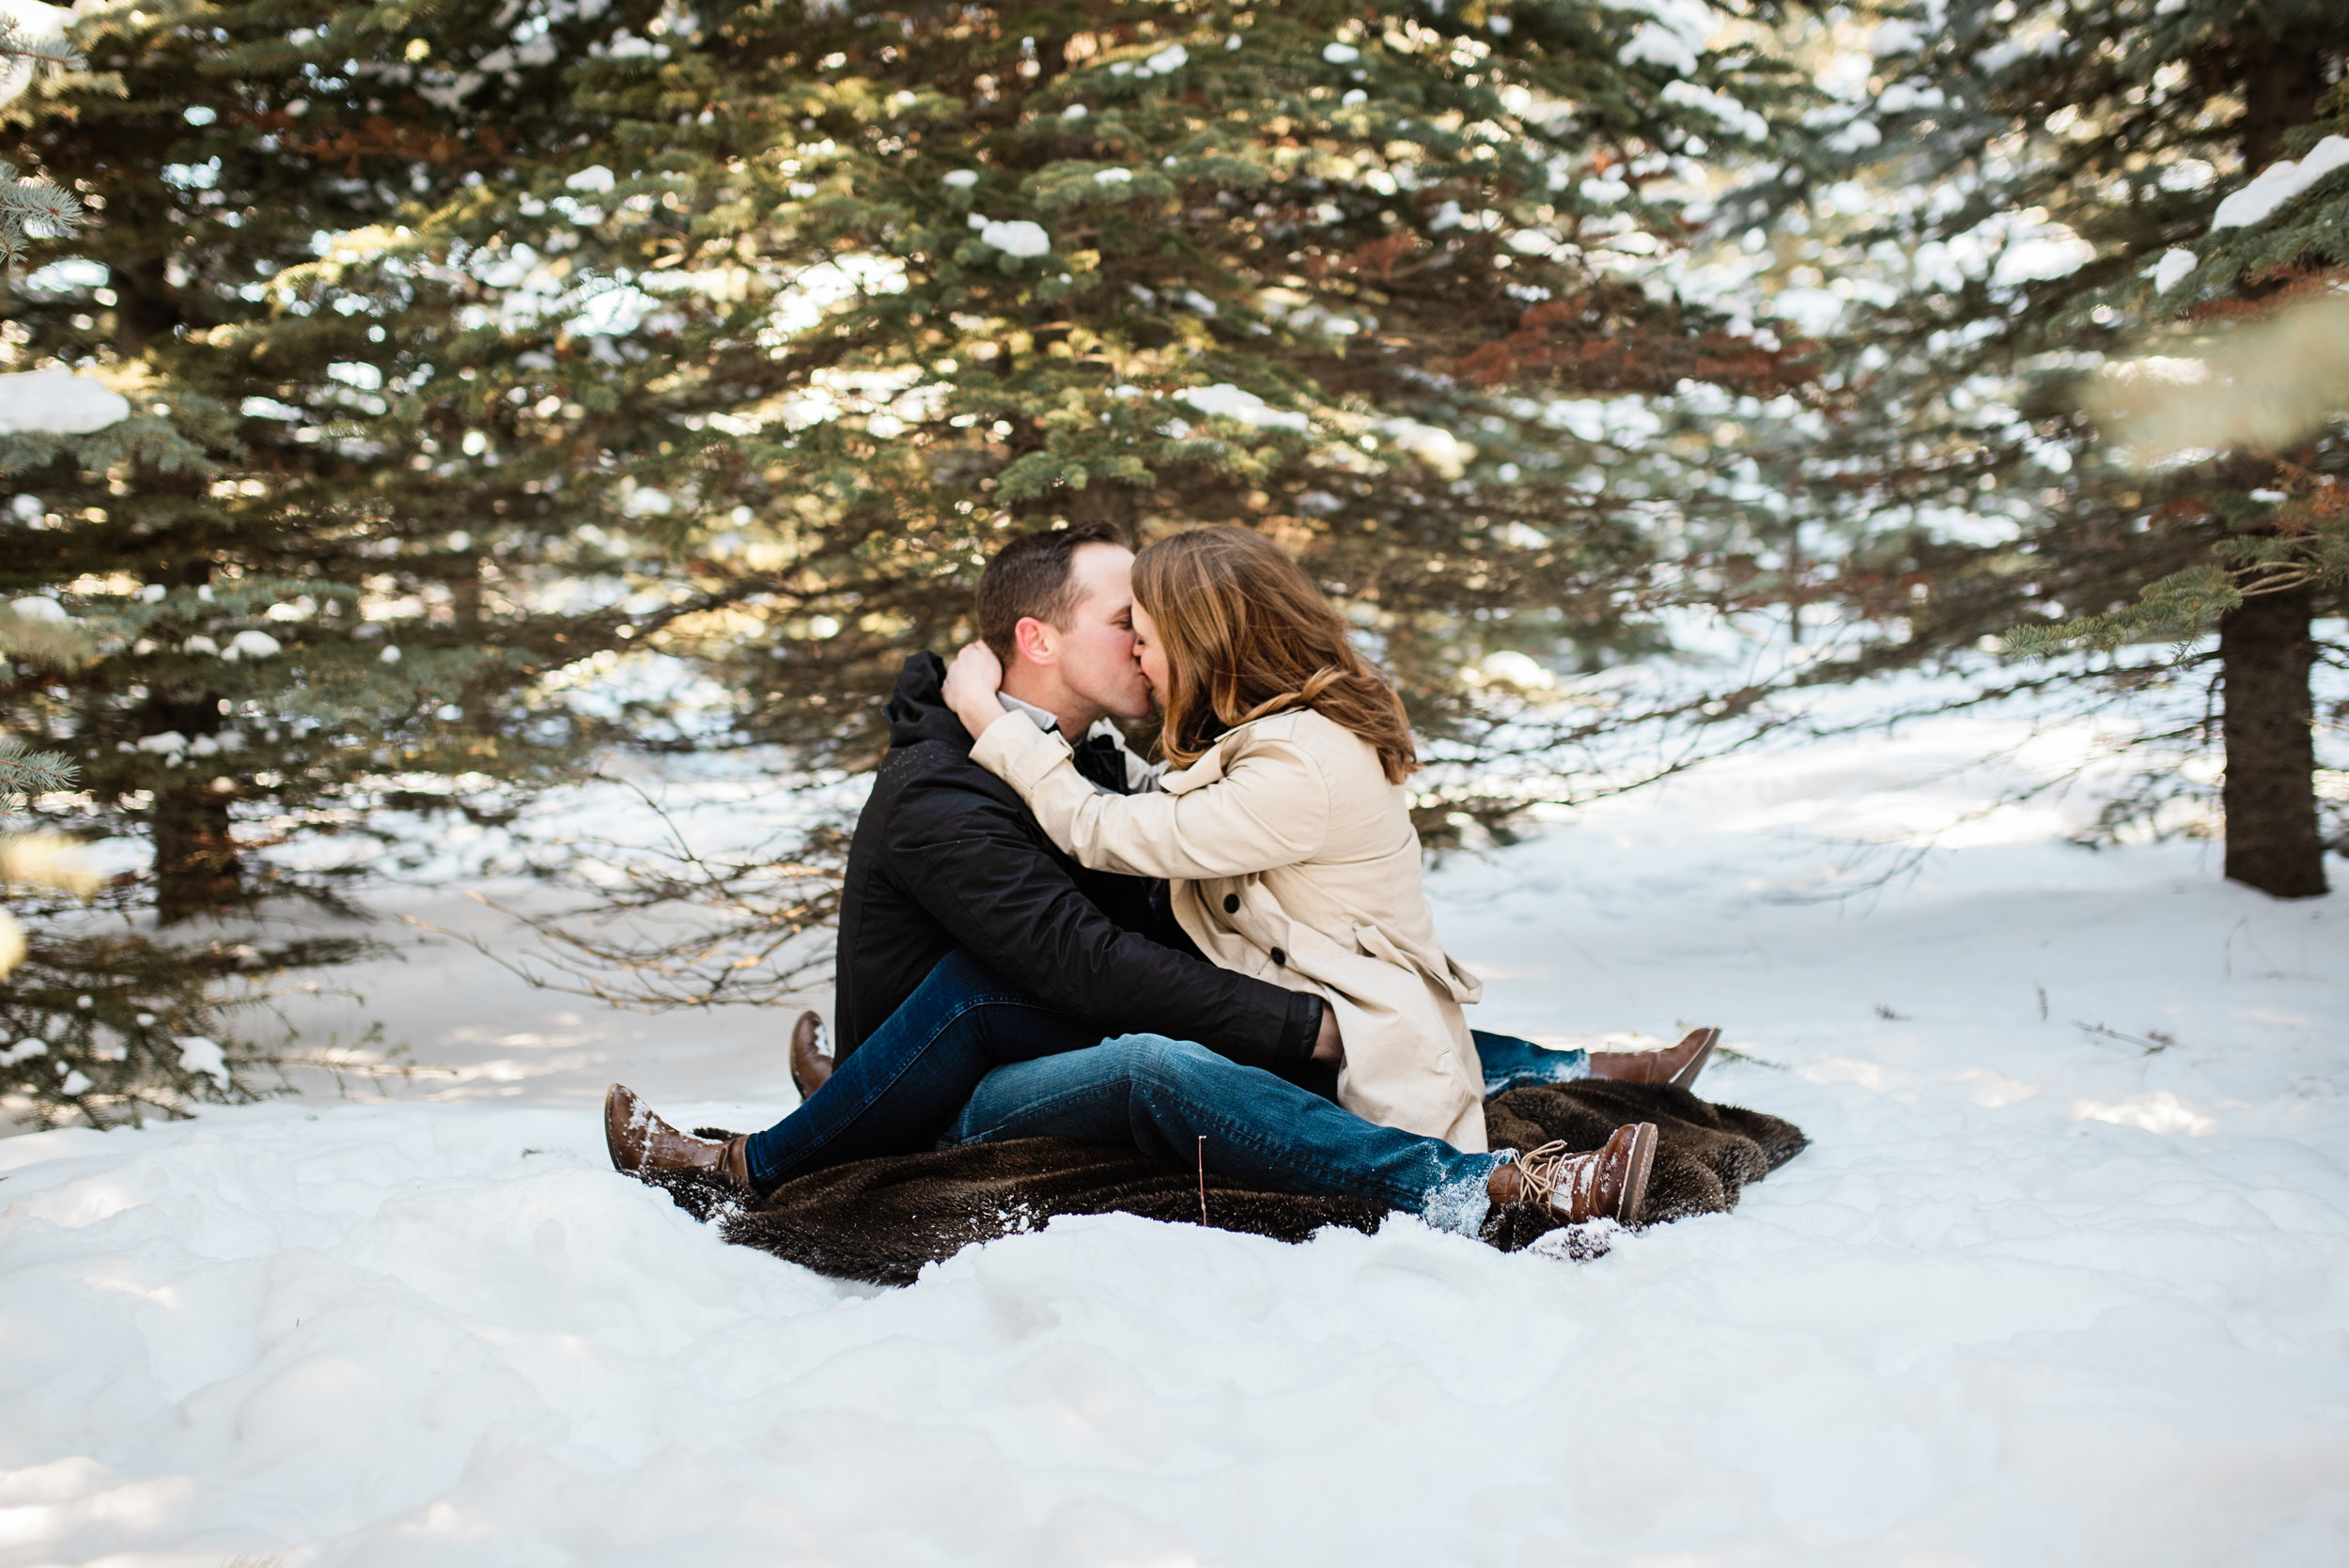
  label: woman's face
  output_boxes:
[1130,602,1172,708]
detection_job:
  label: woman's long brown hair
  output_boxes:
[1132,526,1419,784]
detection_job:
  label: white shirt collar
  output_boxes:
[997,690,1063,736]
[996,692,1138,793]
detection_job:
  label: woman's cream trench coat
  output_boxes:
[969,706,1488,1152]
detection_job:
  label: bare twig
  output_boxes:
[1196,1136,1209,1226]
[404,776,848,1011]
[2075,1021,2176,1055]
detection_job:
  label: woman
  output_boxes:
[944,527,1702,1203]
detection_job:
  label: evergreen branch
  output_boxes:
[0,924,380,1129]
[2089,293,2349,464]
[0,736,78,800]
[0,24,86,74]
[0,157,84,265]
[527,571,806,682]
[0,20,90,266]
[2002,564,2234,659]
[0,177,84,224]
[0,831,100,894]
[2008,512,2349,659]
[0,602,99,669]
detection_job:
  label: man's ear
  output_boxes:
[1012,615,1057,667]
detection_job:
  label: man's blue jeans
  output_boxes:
[742,948,1588,1226]
[1473,1031,1593,1095]
[743,948,1099,1191]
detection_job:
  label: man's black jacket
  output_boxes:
[831,653,1320,1074]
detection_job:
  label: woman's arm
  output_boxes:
[941,640,1332,879]
[971,708,1333,882]
[943,643,1340,1062]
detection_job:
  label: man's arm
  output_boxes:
[888,775,1321,1074]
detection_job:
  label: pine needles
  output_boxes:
[0,19,86,265]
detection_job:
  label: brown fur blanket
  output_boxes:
[640,1080,1806,1286]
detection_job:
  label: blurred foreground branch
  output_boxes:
[2090,288,2349,467]
[2014,285,2349,660]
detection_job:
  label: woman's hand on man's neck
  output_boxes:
[945,640,1106,743]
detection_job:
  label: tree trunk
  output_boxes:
[1785,520,1804,645]
[2218,584,2327,898]
[2229,40,2330,171]
[154,783,242,923]
[145,691,241,923]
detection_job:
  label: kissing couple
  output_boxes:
[607,523,1719,1237]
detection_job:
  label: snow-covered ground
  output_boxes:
[3,712,2344,1566]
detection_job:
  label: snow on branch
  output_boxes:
[0,368,130,434]
[2211,135,2349,232]
[0,594,99,669]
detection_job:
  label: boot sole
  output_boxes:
[603,1083,636,1172]
[1616,1122,1658,1225]
[788,1011,832,1099]
[1668,1028,1721,1092]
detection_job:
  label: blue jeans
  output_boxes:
[1252,1031,1589,1107]
[1472,1031,1590,1096]
[742,949,1101,1191]
[944,1035,1508,1234]
[744,948,1584,1223]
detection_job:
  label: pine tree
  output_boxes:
[1765,0,2347,895]
[8,0,1831,1099]
[0,0,784,1119]
[616,0,1823,792]
[314,0,1833,1000]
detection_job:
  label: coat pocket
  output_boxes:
[1350,922,1481,1004]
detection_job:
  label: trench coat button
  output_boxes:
[1269,947,1287,967]
[1223,893,1240,913]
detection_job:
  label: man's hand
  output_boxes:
[941,642,1009,740]
[1312,1001,1345,1067]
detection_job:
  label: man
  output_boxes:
[825,522,1336,1085]
[609,524,1713,1231]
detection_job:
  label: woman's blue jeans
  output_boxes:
[742,949,1590,1230]
[943,1036,1506,1233]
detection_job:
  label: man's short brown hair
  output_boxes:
[974,521,1128,662]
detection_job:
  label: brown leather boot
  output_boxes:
[1486,1123,1659,1225]
[604,1083,749,1190]
[1587,1027,1719,1091]
[787,1011,832,1099]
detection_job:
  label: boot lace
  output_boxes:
[1510,1140,1599,1215]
